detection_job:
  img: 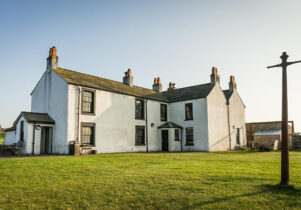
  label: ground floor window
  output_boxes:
[175,129,181,141]
[186,127,194,145]
[81,123,95,146]
[135,126,145,146]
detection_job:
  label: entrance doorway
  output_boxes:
[236,128,240,145]
[161,130,169,152]
[40,127,53,154]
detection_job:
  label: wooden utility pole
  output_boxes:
[267,52,301,186]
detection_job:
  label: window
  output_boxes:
[135,126,145,145]
[135,99,144,119]
[185,103,193,120]
[175,129,180,141]
[20,121,24,141]
[186,127,194,145]
[82,90,95,114]
[81,123,95,146]
[160,104,167,121]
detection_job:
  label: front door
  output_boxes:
[161,130,169,152]
[40,127,52,154]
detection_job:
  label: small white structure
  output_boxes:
[5,47,247,155]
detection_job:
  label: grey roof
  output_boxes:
[14,112,55,125]
[5,125,16,132]
[254,130,281,136]
[54,68,215,103]
[158,121,183,129]
[223,90,233,100]
[161,83,214,102]
[54,68,169,102]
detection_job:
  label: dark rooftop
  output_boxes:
[14,112,55,125]
[158,121,183,129]
[54,68,216,103]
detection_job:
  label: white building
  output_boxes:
[4,47,246,155]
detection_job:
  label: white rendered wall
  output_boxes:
[228,91,247,149]
[207,84,229,152]
[4,116,29,154]
[31,69,69,154]
[3,131,16,145]
[169,98,209,151]
[68,84,165,154]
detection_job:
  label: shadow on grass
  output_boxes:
[192,184,301,208]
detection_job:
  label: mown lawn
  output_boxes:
[0,151,300,209]
[0,133,4,144]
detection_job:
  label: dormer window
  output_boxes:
[82,89,96,115]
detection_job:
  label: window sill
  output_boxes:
[184,119,193,121]
[135,118,145,120]
[81,112,96,116]
[135,144,146,146]
[185,144,194,146]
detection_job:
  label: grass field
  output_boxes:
[0,151,300,209]
[0,133,4,144]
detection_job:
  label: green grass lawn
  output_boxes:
[0,133,4,144]
[0,151,300,209]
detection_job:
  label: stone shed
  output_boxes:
[246,121,294,149]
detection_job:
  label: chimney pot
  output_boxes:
[123,68,133,87]
[229,75,237,91]
[210,67,220,85]
[153,77,162,92]
[47,46,58,71]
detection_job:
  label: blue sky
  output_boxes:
[1,0,301,131]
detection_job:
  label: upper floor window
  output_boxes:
[82,90,95,115]
[185,103,193,120]
[186,127,194,145]
[160,104,167,121]
[135,126,145,145]
[81,122,95,146]
[135,99,144,119]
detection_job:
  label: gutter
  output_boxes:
[145,99,149,152]
[32,123,36,155]
[227,101,232,151]
[76,85,81,144]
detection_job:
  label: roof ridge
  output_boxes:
[56,67,158,93]
[161,82,212,93]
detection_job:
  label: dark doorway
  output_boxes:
[161,130,169,152]
[40,127,52,154]
[236,128,240,145]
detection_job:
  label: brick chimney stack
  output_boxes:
[210,67,220,85]
[229,75,237,92]
[123,69,133,87]
[167,82,176,91]
[152,77,162,92]
[47,46,58,71]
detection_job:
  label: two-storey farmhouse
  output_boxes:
[4,47,246,155]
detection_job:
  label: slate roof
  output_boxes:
[14,112,55,125]
[5,125,16,132]
[53,67,216,103]
[158,121,183,129]
[223,90,233,100]
[54,68,169,102]
[161,83,214,102]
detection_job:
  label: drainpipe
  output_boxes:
[32,123,36,155]
[145,99,149,152]
[76,85,81,144]
[227,102,232,151]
